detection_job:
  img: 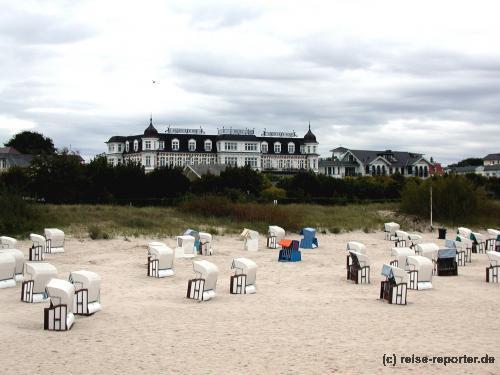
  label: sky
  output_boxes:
[1,0,500,165]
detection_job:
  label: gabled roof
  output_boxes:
[347,149,427,168]
[0,147,22,154]
[330,146,348,153]
[484,153,500,161]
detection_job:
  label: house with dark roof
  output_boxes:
[0,147,33,172]
[105,117,319,174]
[319,147,432,178]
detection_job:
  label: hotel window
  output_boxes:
[159,141,164,150]
[245,143,257,151]
[108,144,115,152]
[245,157,258,167]
[299,160,304,169]
[224,156,238,166]
[188,139,196,152]
[133,140,138,151]
[118,144,122,152]
[278,159,284,169]
[288,143,295,154]
[172,139,179,151]
[204,140,212,152]
[286,160,291,169]
[307,146,311,154]
[274,142,281,154]
[224,142,237,151]
[145,156,151,167]
[125,141,129,152]
[144,140,151,150]
[0,159,6,169]
[261,142,268,153]
[313,146,317,153]
[300,145,305,154]
[160,157,166,167]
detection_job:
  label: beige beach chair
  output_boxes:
[267,226,285,249]
[390,247,415,270]
[186,260,218,302]
[21,262,57,303]
[44,279,75,331]
[241,228,259,251]
[44,228,65,254]
[406,255,433,290]
[69,270,102,315]
[0,248,24,282]
[230,258,257,294]
[380,264,408,305]
[486,251,500,283]
[0,236,17,249]
[147,243,174,278]
[347,250,370,284]
[384,222,400,240]
[0,253,16,289]
[175,235,196,258]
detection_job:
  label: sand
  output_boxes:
[1,230,499,374]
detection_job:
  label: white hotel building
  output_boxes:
[105,118,319,174]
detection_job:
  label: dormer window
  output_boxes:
[188,139,196,152]
[288,142,295,154]
[172,139,179,151]
[133,140,138,152]
[204,140,212,152]
[274,142,281,154]
[261,142,268,153]
[125,141,129,152]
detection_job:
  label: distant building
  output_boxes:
[0,147,33,172]
[429,162,444,176]
[483,153,500,166]
[446,152,500,178]
[319,147,432,178]
[105,117,320,174]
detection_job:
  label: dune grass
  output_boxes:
[17,202,399,239]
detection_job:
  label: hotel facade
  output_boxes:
[105,118,319,173]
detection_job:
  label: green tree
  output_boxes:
[5,131,56,155]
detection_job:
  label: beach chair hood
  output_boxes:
[193,260,218,291]
[232,257,257,286]
[69,270,101,303]
[25,262,58,293]
[45,278,75,313]
[347,241,366,254]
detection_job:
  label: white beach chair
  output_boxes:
[486,251,500,283]
[69,270,102,315]
[455,236,472,264]
[241,228,259,251]
[380,264,408,305]
[406,255,433,290]
[390,247,415,270]
[175,235,196,258]
[147,243,174,278]
[0,236,17,249]
[267,226,285,249]
[0,248,24,282]
[0,253,16,289]
[347,250,370,284]
[230,258,257,294]
[346,241,367,254]
[457,227,472,239]
[384,222,400,240]
[29,233,46,261]
[199,232,213,255]
[44,279,75,331]
[21,262,57,303]
[486,229,500,251]
[186,260,218,302]
[44,228,65,254]
[470,232,485,254]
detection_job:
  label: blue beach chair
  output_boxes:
[278,240,301,262]
[299,227,318,249]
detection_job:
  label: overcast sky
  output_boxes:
[1,0,499,164]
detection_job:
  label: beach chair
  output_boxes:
[0,248,24,282]
[267,226,285,249]
[406,255,433,290]
[394,230,408,247]
[384,222,400,240]
[454,236,471,264]
[299,227,318,249]
[230,258,257,294]
[485,229,500,252]
[278,239,301,262]
[347,251,370,284]
[346,241,367,254]
[486,251,500,283]
[436,248,458,276]
[186,260,218,302]
[0,236,17,249]
[69,270,102,315]
[415,243,440,274]
[29,234,46,261]
[390,247,415,270]
[470,232,485,254]
[457,227,472,239]
[175,235,196,258]
[44,279,75,331]
[199,232,213,255]
[44,228,65,254]
[21,262,57,303]
[147,243,174,278]
[241,229,259,252]
[380,264,408,305]
[0,253,16,289]
[184,229,201,253]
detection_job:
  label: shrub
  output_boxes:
[0,191,39,235]
[260,186,286,201]
[88,225,111,239]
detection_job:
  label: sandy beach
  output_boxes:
[1,229,499,374]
